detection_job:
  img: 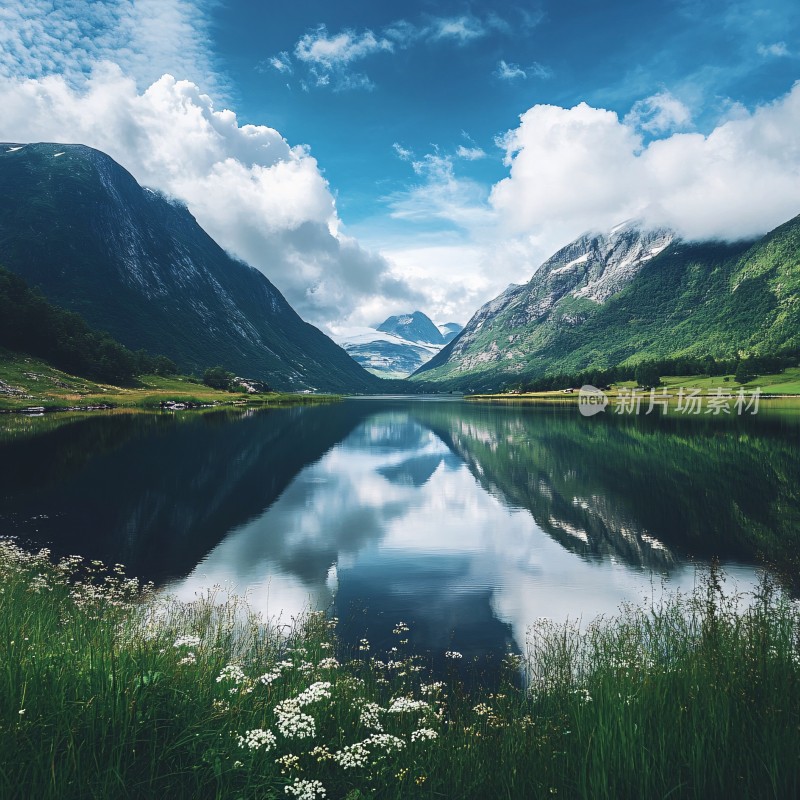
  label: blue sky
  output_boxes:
[1,0,799,330]
[217,0,798,224]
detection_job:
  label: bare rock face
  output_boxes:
[510,222,675,326]
[415,222,676,379]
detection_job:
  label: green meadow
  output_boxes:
[0,350,336,413]
[2,541,799,799]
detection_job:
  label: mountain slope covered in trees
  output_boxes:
[413,218,800,391]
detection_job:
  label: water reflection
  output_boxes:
[0,406,365,580]
[165,402,800,666]
[2,400,798,667]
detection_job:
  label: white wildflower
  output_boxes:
[574,688,593,704]
[445,650,463,659]
[216,664,246,685]
[332,733,405,769]
[29,574,52,593]
[364,733,405,753]
[294,681,332,706]
[275,753,301,773]
[332,741,371,769]
[274,701,316,740]
[387,697,429,714]
[359,702,384,731]
[258,669,283,685]
[411,727,438,742]
[173,635,201,649]
[310,745,333,762]
[236,728,276,751]
[285,778,326,799]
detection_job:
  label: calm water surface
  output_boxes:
[2,398,799,668]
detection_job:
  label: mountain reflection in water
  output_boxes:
[2,399,798,665]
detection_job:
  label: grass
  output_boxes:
[0,350,338,412]
[643,367,800,395]
[2,542,800,799]
[472,367,800,404]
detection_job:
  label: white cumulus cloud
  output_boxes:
[266,52,293,74]
[624,90,692,134]
[287,24,393,91]
[492,84,800,242]
[456,145,486,160]
[0,65,419,328]
[374,84,800,326]
[427,15,486,43]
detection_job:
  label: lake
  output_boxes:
[2,398,799,674]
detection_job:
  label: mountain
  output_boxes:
[337,310,459,379]
[439,322,463,344]
[0,142,381,393]
[413,218,800,390]
[376,311,445,344]
[336,326,442,379]
[336,311,464,378]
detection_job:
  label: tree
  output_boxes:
[734,360,755,385]
[635,362,661,388]
[203,366,233,390]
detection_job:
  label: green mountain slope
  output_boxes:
[413,218,800,391]
[0,142,382,393]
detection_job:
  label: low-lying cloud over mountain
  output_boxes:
[491,85,800,243]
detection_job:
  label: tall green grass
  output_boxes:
[1,542,799,799]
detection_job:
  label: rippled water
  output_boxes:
[2,398,798,667]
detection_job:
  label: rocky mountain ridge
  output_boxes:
[413,217,799,389]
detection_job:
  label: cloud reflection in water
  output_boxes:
[167,409,762,660]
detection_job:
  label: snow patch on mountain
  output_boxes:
[413,222,677,379]
[334,314,461,378]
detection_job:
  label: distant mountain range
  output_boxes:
[2,143,797,395]
[0,142,381,393]
[413,218,800,390]
[337,311,462,378]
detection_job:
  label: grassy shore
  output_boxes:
[0,350,337,412]
[2,542,799,799]
[472,367,800,404]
